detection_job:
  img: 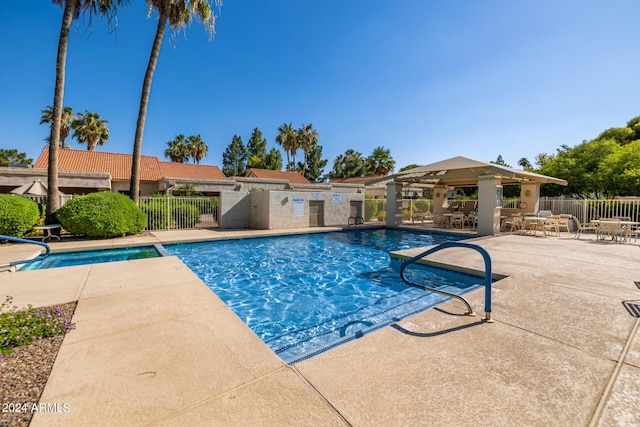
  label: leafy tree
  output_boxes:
[40,105,75,148]
[130,0,220,202]
[399,163,421,172]
[491,155,511,167]
[0,149,33,167]
[187,134,208,164]
[366,146,395,175]
[46,0,125,217]
[71,110,109,150]
[298,144,327,182]
[262,148,283,171]
[327,149,366,179]
[599,140,640,196]
[275,123,298,171]
[297,124,319,177]
[222,135,248,176]
[164,134,190,163]
[246,127,267,166]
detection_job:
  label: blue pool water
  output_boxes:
[164,229,485,363]
[20,246,159,270]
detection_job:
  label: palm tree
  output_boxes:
[130,0,220,202]
[71,110,109,150]
[366,146,395,176]
[518,157,533,170]
[297,124,319,177]
[275,123,297,171]
[46,0,125,218]
[40,105,75,148]
[164,134,190,163]
[187,134,208,164]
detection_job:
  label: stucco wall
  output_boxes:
[246,190,364,230]
[220,191,252,229]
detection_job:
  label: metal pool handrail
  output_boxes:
[0,235,51,269]
[399,241,494,322]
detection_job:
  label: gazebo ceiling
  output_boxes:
[375,156,568,187]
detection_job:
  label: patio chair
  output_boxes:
[451,212,465,229]
[464,211,478,229]
[597,219,625,243]
[558,214,572,233]
[501,213,522,233]
[573,218,598,240]
[544,216,561,237]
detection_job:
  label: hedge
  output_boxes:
[0,195,41,237]
[56,192,147,238]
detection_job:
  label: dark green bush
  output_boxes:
[172,202,201,228]
[56,192,147,238]
[139,199,171,230]
[0,195,41,237]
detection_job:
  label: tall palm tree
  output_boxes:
[71,110,109,150]
[130,0,220,202]
[297,123,319,177]
[366,146,395,176]
[40,105,75,148]
[187,134,208,164]
[275,123,297,171]
[518,157,533,170]
[46,0,126,219]
[164,134,190,163]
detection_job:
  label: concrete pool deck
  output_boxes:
[1,227,639,426]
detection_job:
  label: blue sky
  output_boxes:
[1,1,639,173]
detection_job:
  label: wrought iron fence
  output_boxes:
[138,196,220,231]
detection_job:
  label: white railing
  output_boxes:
[540,197,640,224]
[138,196,220,231]
[23,194,74,208]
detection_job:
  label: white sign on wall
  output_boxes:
[332,194,342,203]
[293,198,304,217]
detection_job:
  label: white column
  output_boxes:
[385,182,403,227]
[477,175,502,236]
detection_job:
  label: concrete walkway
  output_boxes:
[1,228,638,426]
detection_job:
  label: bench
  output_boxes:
[34,224,62,242]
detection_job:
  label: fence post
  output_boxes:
[582,199,587,223]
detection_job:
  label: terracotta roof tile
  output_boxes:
[34,147,162,181]
[159,161,225,180]
[246,168,310,184]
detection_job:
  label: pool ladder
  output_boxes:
[399,241,494,322]
[0,235,51,270]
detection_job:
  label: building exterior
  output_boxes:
[0,148,364,230]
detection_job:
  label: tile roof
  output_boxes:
[35,147,162,181]
[34,147,226,182]
[159,161,225,180]
[246,168,310,185]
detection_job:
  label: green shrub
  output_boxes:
[1,296,75,357]
[139,199,171,230]
[0,195,41,237]
[56,192,147,238]
[172,202,201,228]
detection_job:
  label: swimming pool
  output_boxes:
[165,229,485,363]
[20,246,160,270]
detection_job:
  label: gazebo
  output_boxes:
[378,156,568,235]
